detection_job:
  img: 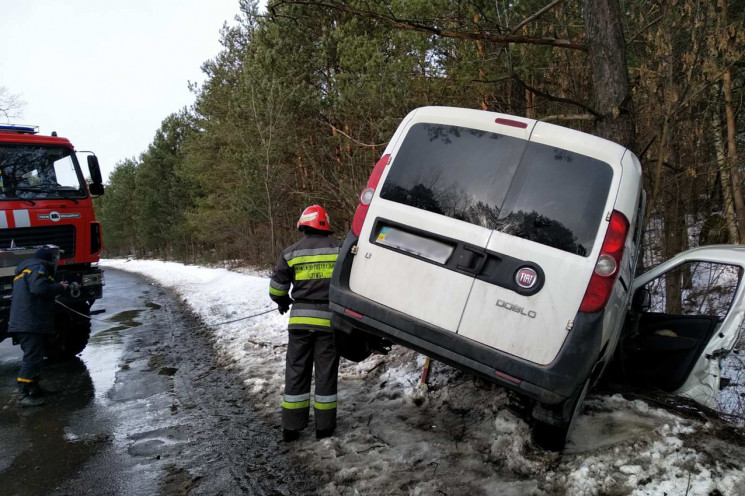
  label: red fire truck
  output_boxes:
[0,124,105,358]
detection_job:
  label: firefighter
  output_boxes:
[8,246,68,407]
[270,205,342,441]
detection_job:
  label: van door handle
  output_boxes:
[456,245,487,274]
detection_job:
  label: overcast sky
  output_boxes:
[1,0,241,181]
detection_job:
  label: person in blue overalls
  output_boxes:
[8,246,68,407]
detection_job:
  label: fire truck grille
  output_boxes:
[0,226,76,259]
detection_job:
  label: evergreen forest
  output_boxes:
[95,0,745,273]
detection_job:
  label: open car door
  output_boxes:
[619,245,745,407]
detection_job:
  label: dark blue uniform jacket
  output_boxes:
[269,232,342,332]
[8,257,66,335]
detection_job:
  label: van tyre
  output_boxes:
[44,301,92,360]
[532,378,591,452]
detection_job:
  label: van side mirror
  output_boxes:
[632,287,651,312]
[87,155,104,196]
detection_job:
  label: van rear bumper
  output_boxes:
[329,232,604,406]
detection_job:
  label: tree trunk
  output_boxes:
[720,0,744,243]
[712,99,739,243]
[663,145,688,314]
[475,14,488,111]
[723,67,745,244]
[663,198,685,314]
[582,0,635,150]
[644,116,670,231]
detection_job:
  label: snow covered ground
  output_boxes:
[102,259,745,495]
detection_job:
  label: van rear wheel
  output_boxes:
[532,378,591,451]
[45,302,92,360]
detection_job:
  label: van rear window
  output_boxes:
[380,123,613,257]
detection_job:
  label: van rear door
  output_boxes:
[348,109,534,333]
[620,245,745,407]
[457,123,624,365]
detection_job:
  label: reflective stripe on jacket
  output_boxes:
[8,257,66,335]
[269,233,342,331]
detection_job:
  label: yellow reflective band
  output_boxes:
[17,377,33,383]
[282,400,310,409]
[288,317,331,327]
[294,262,335,281]
[286,254,338,267]
[269,287,289,296]
[314,401,337,410]
[13,269,31,282]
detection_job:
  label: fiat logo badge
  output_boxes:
[515,267,538,289]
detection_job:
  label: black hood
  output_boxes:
[34,246,59,264]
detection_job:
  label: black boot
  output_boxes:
[316,428,334,439]
[282,429,301,442]
[17,383,45,407]
[29,378,55,397]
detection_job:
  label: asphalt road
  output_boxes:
[0,268,317,495]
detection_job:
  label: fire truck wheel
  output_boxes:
[45,303,92,361]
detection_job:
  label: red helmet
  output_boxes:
[297,205,331,231]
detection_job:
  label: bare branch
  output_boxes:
[626,14,663,46]
[539,114,596,122]
[510,0,565,34]
[321,120,388,148]
[0,87,25,122]
[470,76,513,85]
[512,74,600,116]
[639,135,657,158]
[268,0,587,51]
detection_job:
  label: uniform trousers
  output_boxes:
[282,329,339,432]
[15,332,45,385]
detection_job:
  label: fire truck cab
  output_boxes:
[0,124,105,358]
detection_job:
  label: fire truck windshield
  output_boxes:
[0,144,86,200]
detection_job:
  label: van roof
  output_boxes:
[408,106,629,161]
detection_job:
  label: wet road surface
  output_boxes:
[0,268,318,495]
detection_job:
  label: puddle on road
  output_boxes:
[0,358,107,495]
[106,309,144,329]
[90,309,144,335]
[0,271,173,495]
[0,425,108,495]
[89,326,124,345]
[86,309,145,401]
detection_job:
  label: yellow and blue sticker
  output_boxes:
[377,226,391,242]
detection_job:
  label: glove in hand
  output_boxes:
[277,295,292,315]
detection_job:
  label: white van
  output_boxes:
[329,106,745,450]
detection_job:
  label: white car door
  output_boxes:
[622,245,745,408]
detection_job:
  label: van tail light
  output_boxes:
[351,154,390,236]
[579,211,629,313]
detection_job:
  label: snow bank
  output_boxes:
[102,259,745,495]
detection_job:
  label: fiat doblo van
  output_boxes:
[329,106,745,449]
